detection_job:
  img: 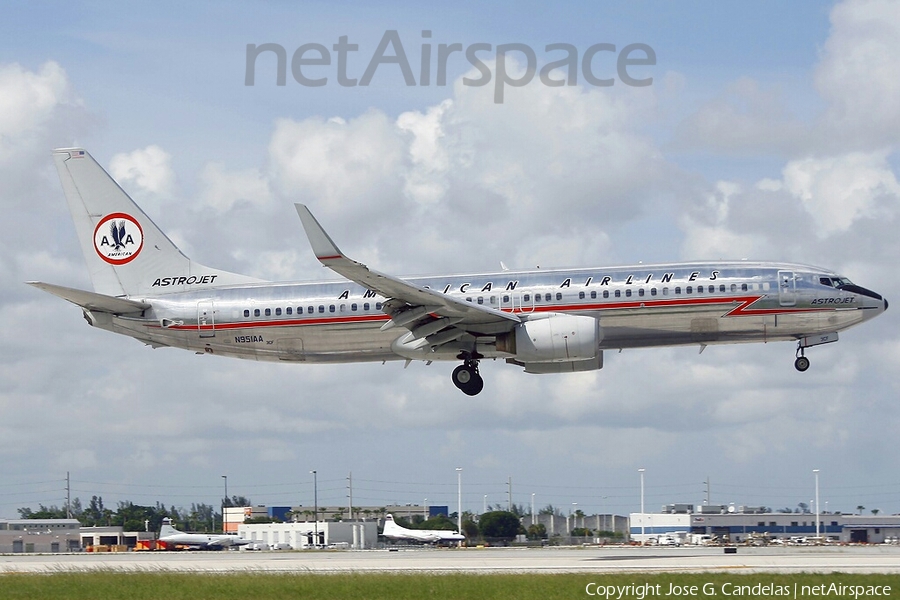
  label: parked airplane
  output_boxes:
[381,514,466,543]
[30,148,888,395]
[158,517,251,549]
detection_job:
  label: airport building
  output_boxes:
[630,504,900,544]
[528,513,628,538]
[238,520,377,549]
[0,519,81,553]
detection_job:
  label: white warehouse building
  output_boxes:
[238,520,377,549]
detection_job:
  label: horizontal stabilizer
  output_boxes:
[27,281,149,314]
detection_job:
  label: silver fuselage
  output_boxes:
[89,261,885,363]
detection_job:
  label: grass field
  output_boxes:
[1,572,898,600]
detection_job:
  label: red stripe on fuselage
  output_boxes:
[146,294,837,332]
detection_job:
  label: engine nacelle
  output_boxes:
[497,313,601,363]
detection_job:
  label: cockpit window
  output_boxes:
[821,276,854,288]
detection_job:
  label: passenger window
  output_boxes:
[741,283,748,291]
[329,305,335,312]
[614,290,621,298]
[286,307,292,315]
[625,289,632,297]
[265,308,271,316]
[696,286,702,294]
[579,291,585,300]
[591,291,597,299]
[535,294,541,303]
[318,305,325,313]
[675,286,681,294]
[546,293,552,302]
[502,295,510,303]
[275,308,282,316]
[719,285,726,293]
[638,288,645,297]
[307,306,314,314]
[731,284,737,292]
[523,294,530,302]
[603,290,609,299]
[650,288,657,296]
[466,297,472,302]
[351,303,357,311]
[477,297,484,304]
[490,296,496,304]
[244,309,250,318]
[686,286,692,294]
[555,293,561,301]
[662,287,668,296]
[376,302,382,310]
[364,303,370,311]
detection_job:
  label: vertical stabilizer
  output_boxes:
[159,517,181,537]
[52,148,261,297]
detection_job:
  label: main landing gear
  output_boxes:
[452,352,484,396]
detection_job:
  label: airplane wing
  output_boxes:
[27,281,149,314]
[296,205,520,348]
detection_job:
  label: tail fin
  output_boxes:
[53,148,261,297]
[159,517,181,537]
[383,514,401,533]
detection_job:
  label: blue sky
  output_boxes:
[1,0,899,521]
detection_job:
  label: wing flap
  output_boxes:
[28,281,149,314]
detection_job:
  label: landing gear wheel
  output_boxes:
[794,356,810,372]
[452,363,484,396]
[452,364,473,386]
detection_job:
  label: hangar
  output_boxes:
[0,518,81,553]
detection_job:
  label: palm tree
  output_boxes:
[871,509,880,516]
[857,505,865,515]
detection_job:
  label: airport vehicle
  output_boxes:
[30,148,888,395]
[381,514,466,543]
[157,518,251,549]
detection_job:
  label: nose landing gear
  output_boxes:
[795,342,811,372]
[452,353,484,396]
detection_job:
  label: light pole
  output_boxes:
[573,502,578,530]
[638,468,645,545]
[483,495,487,514]
[813,469,820,541]
[531,493,535,526]
[310,470,318,548]
[456,468,463,533]
[424,498,428,520]
[221,475,228,533]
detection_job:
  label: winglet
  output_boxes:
[295,204,345,262]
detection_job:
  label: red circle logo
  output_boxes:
[93,213,144,265]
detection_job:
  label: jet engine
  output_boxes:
[496,313,601,363]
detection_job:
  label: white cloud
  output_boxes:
[0,61,73,161]
[783,151,900,238]
[109,145,175,197]
[199,162,272,212]
[815,0,900,148]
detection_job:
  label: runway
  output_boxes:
[3,546,900,574]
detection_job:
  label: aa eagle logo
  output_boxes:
[93,212,144,265]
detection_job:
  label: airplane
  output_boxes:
[381,514,466,543]
[29,148,888,396]
[157,517,251,549]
